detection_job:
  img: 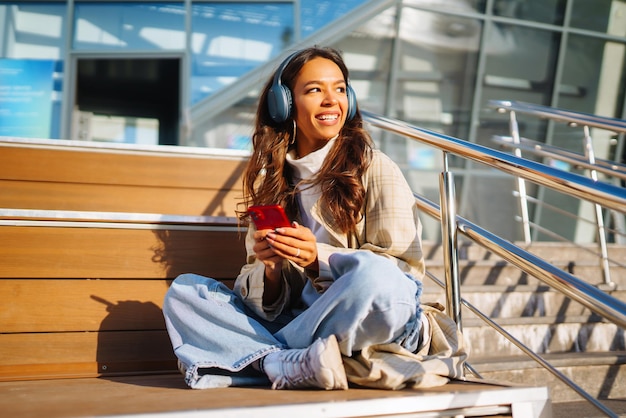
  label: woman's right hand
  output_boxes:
[252,229,283,281]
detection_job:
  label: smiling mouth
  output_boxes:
[317,114,339,121]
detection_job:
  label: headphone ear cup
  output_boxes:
[346,83,357,121]
[267,84,292,123]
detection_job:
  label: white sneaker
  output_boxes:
[264,335,348,390]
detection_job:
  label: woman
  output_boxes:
[163,46,426,390]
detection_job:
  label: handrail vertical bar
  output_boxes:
[508,109,532,244]
[583,125,613,287]
[439,152,462,329]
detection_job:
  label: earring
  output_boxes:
[290,120,297,145]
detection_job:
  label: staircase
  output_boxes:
[422,240,626,413]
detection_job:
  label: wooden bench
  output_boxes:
[0,139,248,381]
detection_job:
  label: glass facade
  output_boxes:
[1,0,624,242]
[190,3,293,104]
[0,2,66,139]
[73,3,186,51]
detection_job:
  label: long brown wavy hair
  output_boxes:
[239,46,373,234]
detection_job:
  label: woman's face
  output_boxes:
[291,57,349,156]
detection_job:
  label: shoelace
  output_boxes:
[272,346,319,389]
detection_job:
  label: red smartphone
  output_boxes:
[247,204,291,230]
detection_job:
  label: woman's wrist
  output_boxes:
[262,266,282,305]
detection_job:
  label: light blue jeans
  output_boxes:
[163,251,423,389]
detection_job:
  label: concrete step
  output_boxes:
[421,285,626,319]
[552,399,626,418]
[421,240,626,414]
[471,352,626,404]
[421,283,625,354]
[422,241,626,265]
[463,316,625,356]
[425,260,626,287]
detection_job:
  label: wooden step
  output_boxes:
[0,223,245,280]
[0,140,247,217]
[0,222,243,381]
[0,375,551,418]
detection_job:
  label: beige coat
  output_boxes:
[234,150,468,388]
[234,150,425,319]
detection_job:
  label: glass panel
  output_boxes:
[75,113,159,146]
[0,3,65,139]
[570,0,623,33]
[492,0,566,26]
[334,8,395,116]
[0,58,59,139]
[473,24,562,241]
[555,35,626,159]
[73,2,185,50]
[333,7,396,152]
[478,24,561,148]
[74,57,180,145]
[184,94,257,149]
[300,0,373,37]
[0,2,66,59]
[190,3,293,105]
[394,8,481,165]
[404,0,486,14]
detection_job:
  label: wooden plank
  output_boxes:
[0,180,242,217]
[0,361,177,382]
[0,330,177,380]
[0,279,171,333]
[0,225,246,279]
[0,145,248,189]
[0,277,236,333]
[0,376,544,418]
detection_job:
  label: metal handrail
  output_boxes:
[413,194,626,329]
[362,110,626,418]
[489,100,626,134]
[494,133,626,260]
[362,111,626,212]
[424,267,617,418]
[487,100,625,286]
[417,195,623,417]
[492,135,626,182]
[362,109,626,323]
[515,193,626,247]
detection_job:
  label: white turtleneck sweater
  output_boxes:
[285,137,336,246]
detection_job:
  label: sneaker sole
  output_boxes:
[319,334,349,390]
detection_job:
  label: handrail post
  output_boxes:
[582,125,614,288]
[439,152,462,329]
[507,109,532,244]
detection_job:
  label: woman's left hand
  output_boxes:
[265,222,317,269]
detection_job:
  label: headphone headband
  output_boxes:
[271,51,299,92]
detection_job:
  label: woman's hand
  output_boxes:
[266,222,318,269]
[252,222,318,306]
[252,229,284,281]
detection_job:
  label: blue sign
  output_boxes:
[0,59,56,138]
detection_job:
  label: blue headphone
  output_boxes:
[267,50,357,123]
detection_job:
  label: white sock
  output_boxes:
[261,350,282,380]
